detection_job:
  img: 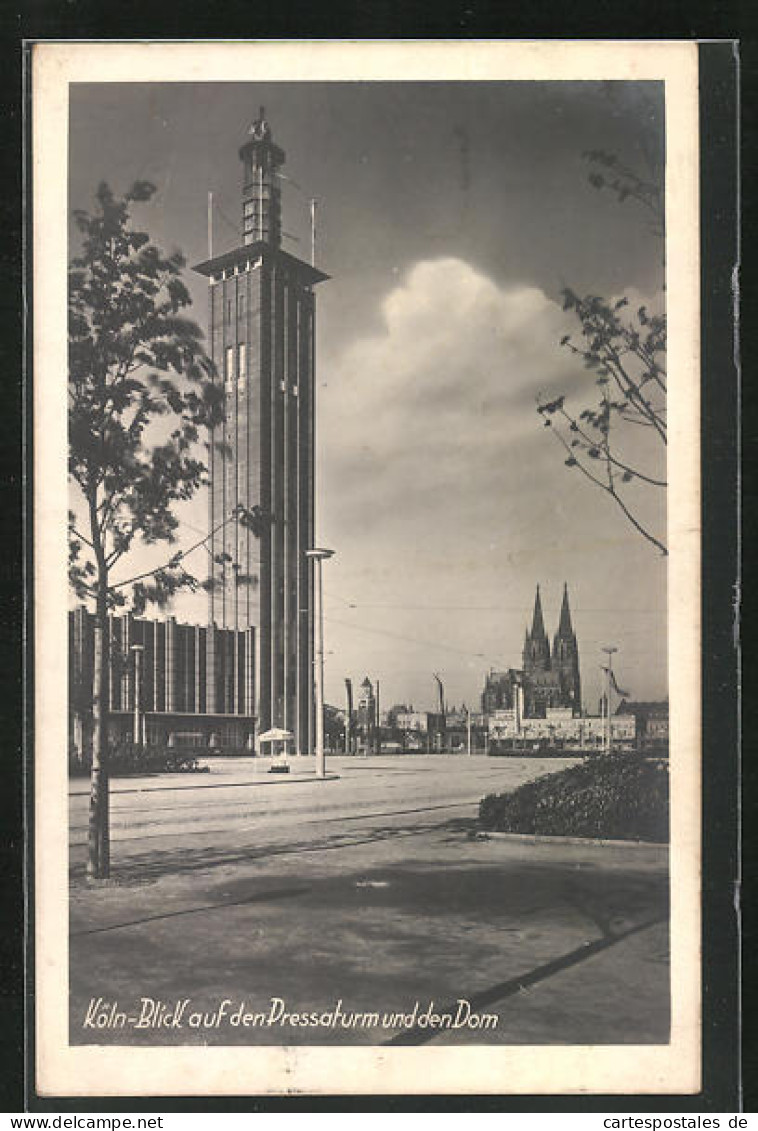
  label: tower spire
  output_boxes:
[551,582,582,715]
[557,582,574,637]
[530,584,546,640]
[523,583,552,702]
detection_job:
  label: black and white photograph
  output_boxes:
[33,41,701,1097]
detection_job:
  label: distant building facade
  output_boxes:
[69,607,256,754]
[616,700,669,748]
[488,706,636,748]
[394,710,429,734]
[443,707,488,752]
[481,669,520,714]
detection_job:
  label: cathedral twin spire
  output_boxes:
[557,581,574,638]
[530,584,547,640]
[522,584,581,715]
[524,584,550,671]
[525,583,575,644]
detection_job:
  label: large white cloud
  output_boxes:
[321,259,664,531]
[321,259,577,517]
[318,258,668,710]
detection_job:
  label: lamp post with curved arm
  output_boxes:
[602,646,618,755]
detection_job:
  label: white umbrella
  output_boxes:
[257,727,294,767]
[258,728,294,743]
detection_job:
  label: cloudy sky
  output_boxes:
[69,80,667,713]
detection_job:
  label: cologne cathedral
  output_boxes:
[481,584,582,719]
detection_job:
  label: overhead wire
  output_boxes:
[323,587,664,616]
[323,614,516,670]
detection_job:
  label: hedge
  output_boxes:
[69,742,209,777]
[479,752,669,842]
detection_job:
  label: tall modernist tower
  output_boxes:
[194,110,328,752]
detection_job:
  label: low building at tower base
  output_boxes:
[69,607,257,757]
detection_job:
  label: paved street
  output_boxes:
[69,755,669,1046]
[69,754,581,867]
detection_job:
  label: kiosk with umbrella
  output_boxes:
[257,727,294,772]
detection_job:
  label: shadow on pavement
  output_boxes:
[71,886,312,937]
[72,850,668,946]
[70,814,480,885]
[384,912,668,1046]
[69,825,670,1047]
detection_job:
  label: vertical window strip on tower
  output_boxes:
[232,276,240,637]
[220,287,228,628]
[281,280,289,729]
[245,272,253,632]
[298,294,311,753]
[271,266,282,725]
[285,284,298,740]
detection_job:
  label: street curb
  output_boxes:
[68,772,342,797]
[475,831,669,850]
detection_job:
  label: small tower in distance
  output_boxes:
[357,677,377,753]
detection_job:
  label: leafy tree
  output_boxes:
[69,180,244,877]
[324,704,347,751]
[537,148,667,556]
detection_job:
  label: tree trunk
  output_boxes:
[88,581,110,878]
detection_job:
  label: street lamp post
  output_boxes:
[306,548,334,779]
[131,644,145,747]
[602,646,618,755]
